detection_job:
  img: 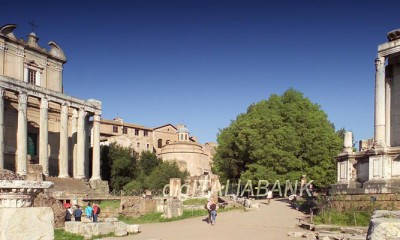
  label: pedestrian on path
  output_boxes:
[209,199,219,226]
[206,198,212,224]
[266,189,273,205]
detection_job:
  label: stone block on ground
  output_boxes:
[0,207,54,240]
[113,221,128,236]
[367,217,400,240]
[65,222,114,238]
[127,224,140,234]
[104,217,119,222]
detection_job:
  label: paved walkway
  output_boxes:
[102,199,309,240]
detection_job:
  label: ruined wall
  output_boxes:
[327,194,400,211]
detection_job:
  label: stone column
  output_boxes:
[16,92,27,176]
[71,109,78,177]
[343,132,353,153]
[385,68,392,147]
[58,102,69,178]
[91,112,101,180]
[39,97,49,176]
[374,57,386,147]
[0,88,4,169]
[76,108,86,179]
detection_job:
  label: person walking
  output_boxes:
[266,189,273,205]
[85,203,93,221]
[74,205,83,222]
[206,198,213,224]
[209,199,219,226]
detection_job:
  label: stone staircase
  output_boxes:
[45,177,93,199]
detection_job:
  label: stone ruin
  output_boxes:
[0,169,54,240]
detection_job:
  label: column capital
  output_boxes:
[375,57,385,71]
[78,107,87,118]
[18,92,27,104]
[40,97,49,109]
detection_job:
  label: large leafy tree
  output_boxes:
[102,143,138,191]
[213,89,342,187]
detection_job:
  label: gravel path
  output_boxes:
[101,199,310,240]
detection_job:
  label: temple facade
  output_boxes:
[333,28,400,194]
[0,24,102,181]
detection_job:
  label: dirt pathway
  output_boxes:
[102,199,310,240]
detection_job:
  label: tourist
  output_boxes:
[209,199,219,226]
[206,198,212,224]
[266,189,273,205]
[74,205,83,222]
[93,203,99,222]
[85,203,93,221]
[65,206,73,221]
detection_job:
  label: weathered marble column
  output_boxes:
[343,132,353,153]
[385,74,392,147]
[0,88,4,169]
[39,97,49,176]
[71,109,78,177]
[374,57,386,147]
[16,92,28,176]
[58,102,69,178]
[91,112,101,180]
[76,108,86,179]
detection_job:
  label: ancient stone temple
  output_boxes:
[0,24,102,182]
[332,28,400,194]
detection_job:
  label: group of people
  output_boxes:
[65,203,100,222]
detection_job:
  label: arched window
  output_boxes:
[166,140,170,144]
[158,139,163,148]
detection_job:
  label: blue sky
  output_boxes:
[3,0,400,144]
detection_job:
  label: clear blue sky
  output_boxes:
[3,0,400,144]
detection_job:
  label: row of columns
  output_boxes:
[0,88,101,180]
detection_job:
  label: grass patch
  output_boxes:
[54,229,115,240]
[313,210,371,226]
[54,229,84,240]
[183,198,208,206]
[99,200,120,209]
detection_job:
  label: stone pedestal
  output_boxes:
[0,207,54,240]
[89,179,109,195]
[164,198,183,218]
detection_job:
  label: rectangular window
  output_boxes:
[147,144,149,149]
[144,130,148,137]
[28,69,36,85]
[113,126,118,133]
[123,127,128,134]
[135,129,139,136]
[137,142,140,149]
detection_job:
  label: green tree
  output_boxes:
[108,143,138,191]
[147,161,189,190]
[138,151,162,175]
[213,89,342,187]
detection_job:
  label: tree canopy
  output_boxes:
[100,144,188,191]
[213,89,343,187]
